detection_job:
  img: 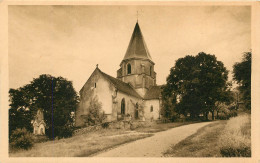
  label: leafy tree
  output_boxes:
[9,74,79,139]
[195,52,229,120]
[163,52,230,120]
[161,87,178,122]
[233,52,251,110]
[163,55,201,119]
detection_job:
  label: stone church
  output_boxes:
[75,22,163,127]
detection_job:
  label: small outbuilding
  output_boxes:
[32,109,46,135]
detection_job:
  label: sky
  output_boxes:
[9,5,251,93]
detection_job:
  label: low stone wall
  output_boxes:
[73,124,103,136]
[32,135,49,143]
[108,120,131,129]
[73,120,155,135]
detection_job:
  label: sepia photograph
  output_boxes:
[8,5,251,157]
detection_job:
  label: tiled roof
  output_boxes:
[122,22,153,62]
[144,85,163,100]
[98,69,142,99]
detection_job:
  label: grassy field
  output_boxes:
[218,114,251,157]
[164,114,251,157]
[10,121,197,157]
[10,129,152,157]
[164,120,227,157]
[134,121,199,133]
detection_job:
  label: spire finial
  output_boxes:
[136,10,139,22]
[96,64,98,68]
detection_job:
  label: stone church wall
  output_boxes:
[75,70,114,127]
[113,91,140,120]
[143,99,161,121]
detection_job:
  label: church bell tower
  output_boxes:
[117,22,157,97]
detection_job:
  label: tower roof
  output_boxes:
[122,22,153,62]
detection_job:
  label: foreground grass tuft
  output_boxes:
[219,114,251,157]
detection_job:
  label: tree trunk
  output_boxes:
[211,110,214,120]
[191,112,195,120]
[204,112,208,121]
[216,110,219,119]
[205,112,209,121]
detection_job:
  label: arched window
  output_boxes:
[127,64,131,74]
[150,105,153,112]
[150,66,152,76]
[135,103,139,119]
[121,98,125,115]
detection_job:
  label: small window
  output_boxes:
[135,103,139,119]
[150,66,152,76]
[121,98,125,115]
[150,105,153,112]
[94,83,96,88]
[127,64,131,74]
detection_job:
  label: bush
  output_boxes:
[217,104,238,120]
[10,128,33,150]
[84,96,105,126]
[101,122,110,129]
[55,124,74,139]
[159,117,172,123]
[130,121,145,130]
[220,147,251,157]
[218,113,229,120]
[229,110,238,118]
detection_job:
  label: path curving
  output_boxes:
[94,121,212,157]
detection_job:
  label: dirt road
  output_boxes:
[94,121,212,157]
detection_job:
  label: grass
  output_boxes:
[219,114,251,157]
[164,114,251,157]
[9,129,152,157]
[134,121,199,133]
[164,120,227,157]
[9,122,198,157]
[10,121,199,157]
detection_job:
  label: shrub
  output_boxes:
[55,124,74,139]
[84,96,105,126]
[217,103,238,120]
[130,121,145,130]
[218,113,229,120]
[101,122,110,129]
[229,110,238,118]
[160,117,171,123]
[10,128,33,150]
[220,147,251,157]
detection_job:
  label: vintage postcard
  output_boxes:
[0,1,260,163]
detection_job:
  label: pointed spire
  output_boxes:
[136,11,139,22]
[122,22,153,62]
